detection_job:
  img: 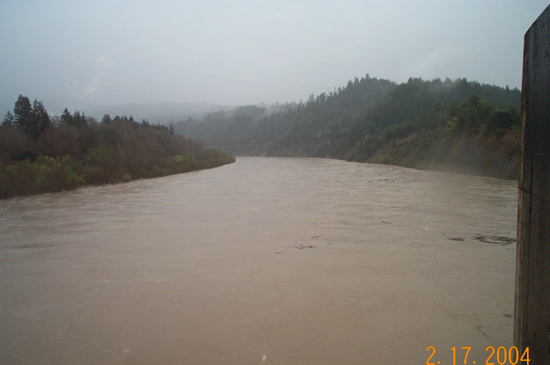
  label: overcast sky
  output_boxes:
[1,1,548,116]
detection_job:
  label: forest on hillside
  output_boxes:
[174,76,521,178]
[0,95,235,199]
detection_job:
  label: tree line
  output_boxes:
[0,95,235,199]
[174,76,521,161]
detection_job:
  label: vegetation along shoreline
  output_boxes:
[1,76,521,199]
[0,95,235,199]
[175,76,520,181]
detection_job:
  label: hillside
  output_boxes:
[355,128,520,180]
[82,101,233,125]
[175,76,521,180]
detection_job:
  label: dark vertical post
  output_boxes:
[515,4,550,363]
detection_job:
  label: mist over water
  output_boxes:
[0,157,517,364]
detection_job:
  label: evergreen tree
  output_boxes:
[60,108,73,125]
[81,112,88,128]
[73,111,87,128]
[2,111,15,127]
[11,96,50,138]
[30,99,50,138]
[73,111,82,126]
[13,95,32,131]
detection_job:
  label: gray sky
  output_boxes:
[1,0,548,116]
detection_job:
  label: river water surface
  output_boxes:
[0,157,518,364]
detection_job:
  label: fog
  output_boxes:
[0,1,548,117]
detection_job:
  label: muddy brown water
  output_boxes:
[0,157,518,364]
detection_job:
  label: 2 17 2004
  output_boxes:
[426,346,530,365]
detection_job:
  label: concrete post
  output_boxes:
[514,4,550,363]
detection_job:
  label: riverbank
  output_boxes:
[352,127,520,180]
[244,127,520,181]
[0,150,235,199]
[175,78,521,181]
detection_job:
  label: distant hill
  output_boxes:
[43,100,234,125]
[82,102,234,124]
[174,75,521,180]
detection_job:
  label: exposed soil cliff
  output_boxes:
[355,128,520,180]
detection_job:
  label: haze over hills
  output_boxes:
[2,1,544,119]
[174,75,522,180]
[46,101,234,125]
[1,71,523,181]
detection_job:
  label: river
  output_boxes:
[0,157,518,364]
